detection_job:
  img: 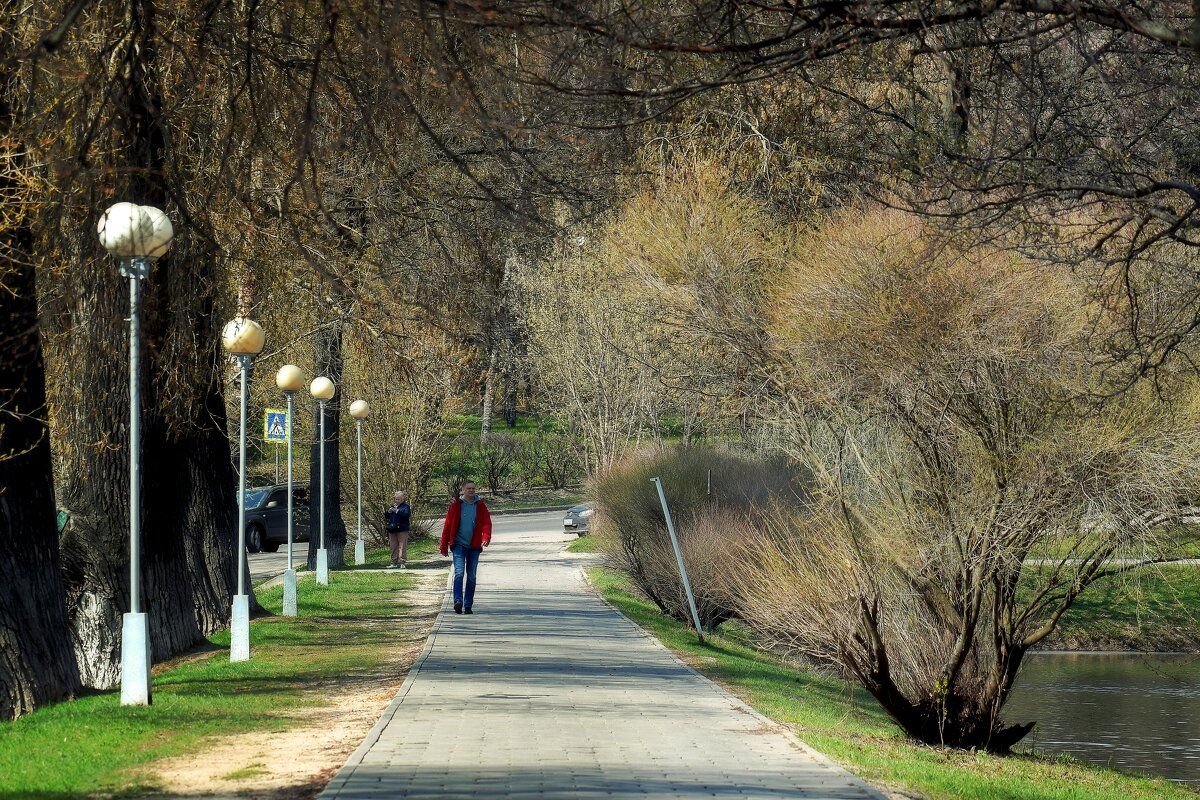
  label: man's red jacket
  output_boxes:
[439,498,493,554]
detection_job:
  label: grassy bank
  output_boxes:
[587,567,1198,800]
[1037,564,1200,651]
[0,565,419,799]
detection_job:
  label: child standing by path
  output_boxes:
[385,491,411,569]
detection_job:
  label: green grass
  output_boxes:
[340,537,439,570]
[1027,527,1200,561]
[0,567,420,799]
[440,412,553,437]
[221,763,268,780]
[1028,564,1200,651]
[587,567,1199,800]
[565,534,603,553]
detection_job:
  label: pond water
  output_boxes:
[1004,652,1200,784]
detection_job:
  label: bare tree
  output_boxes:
[730,208,1200,751]
[26,0,245,688]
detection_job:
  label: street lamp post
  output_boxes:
[276,365,306,616]
[349,400,369,565]
[98,202,173,707]
[222,316,265,662]
[310,376,335,585]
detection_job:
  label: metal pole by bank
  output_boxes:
[652,476,705,643]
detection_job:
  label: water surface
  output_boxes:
[1005,652,1200,783]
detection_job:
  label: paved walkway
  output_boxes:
[319,520,883,799]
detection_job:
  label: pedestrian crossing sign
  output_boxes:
[264,408,288,442]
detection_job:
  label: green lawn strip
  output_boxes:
[440,413,554,436]
[1027,528,1200,561]
[586,567,1195,800]
[565,534,602,553]
[0,570,416,799]
[1028,564,1200,651]
[341,538,439,570]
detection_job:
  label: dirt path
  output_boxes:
[145,567,445,800]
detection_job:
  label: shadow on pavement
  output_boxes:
[321,764,877,799]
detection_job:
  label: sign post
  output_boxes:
[265,409,288,494]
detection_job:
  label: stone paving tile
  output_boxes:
[320,524,883,799]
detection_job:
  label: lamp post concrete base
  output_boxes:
[317,548,329,585]
[354,537,365,565]
[230,594,250,662]
[282,568,298,616]
[120,612,152,706]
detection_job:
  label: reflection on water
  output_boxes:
[1005,652,1200,784]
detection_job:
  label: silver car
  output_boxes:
[563,503,594,534]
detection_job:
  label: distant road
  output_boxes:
[247,510,574,586]
[248,542,309,585]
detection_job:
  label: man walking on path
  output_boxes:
[439,480,491,614]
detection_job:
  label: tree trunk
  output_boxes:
[308,322,348,569]
[943,55,971,145]
[480,348,498,436]
[855,629,1036,752]
[171,264,243,628]
[503,371,517,428]
[0,295,81,717]
[54,0,239,687]
[0,39,83,714]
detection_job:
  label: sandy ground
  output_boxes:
[145,567,445,800]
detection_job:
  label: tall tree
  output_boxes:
[0,0,81,717]
[46,0,239,686]
[308,320,348,569]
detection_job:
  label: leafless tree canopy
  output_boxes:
[2,0,1200,742]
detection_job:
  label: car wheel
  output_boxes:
[247,524,263,553]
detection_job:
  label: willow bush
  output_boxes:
[593,445,806,632]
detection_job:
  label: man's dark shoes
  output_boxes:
[454,602,463,614]
[464,607,473,614]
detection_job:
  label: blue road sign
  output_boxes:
[265,409,288,442]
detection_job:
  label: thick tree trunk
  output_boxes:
[308,322,348,569]
[54,0,239,687]
[480,348,498,436]
[0,269,81,719]
[168,255,242,628]
[856,628,1035,752]
[55,239,240,686]
[503,371,517,428]
[0,47,83,714]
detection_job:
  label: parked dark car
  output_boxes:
[244,484,310,552]
[563,503,594,535]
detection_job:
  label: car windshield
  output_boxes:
[245,489,271,507]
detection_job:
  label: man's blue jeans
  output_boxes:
[452,545,482,608]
